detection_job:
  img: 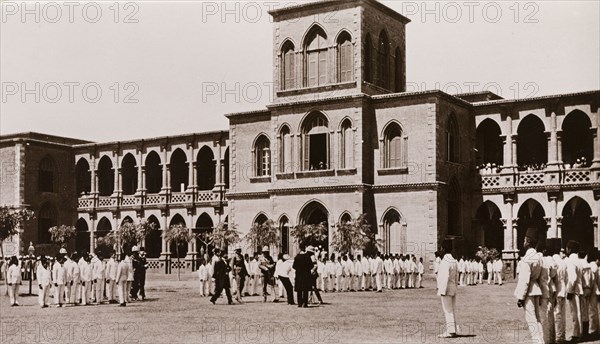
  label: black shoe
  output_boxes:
[302,304,308,308]
[119,303,126,307]
[210,299,216,305]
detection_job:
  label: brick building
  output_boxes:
[1,0,598,275]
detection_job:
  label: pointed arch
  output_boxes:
[336,30,353,83]
[561,196,594,252]
[517,114,547,168]
[278,124,293,173]
[298,200,330,249]
[279,215,290,255]
[339,118,354,169]
[339,212,353,224]
[475,201,504,250]
[121,153,138,195]
[382,207,406,254]
[382,120,407,169]
[97,155,114,196]
[76,158,91,195]
[280,39,296,90]
[562,110,593,167]
[170,148,189,192]
[476,118,503,166]
[303,24,328,87]
[195,212,214,257]
[447,114,460,163]
[253,213,269,225]
[364,33,373,83]
[253,134,271,177]
[96,217,112,241]
[169,213,188,259]
[197,146,216,191]
[301,111,330,171]
[145,215,162,259]
[376,30,390,89]
[75,218,90,253]
[145,151,162,194]
[516,199,547,251]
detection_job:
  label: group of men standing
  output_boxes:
[515,228,600,343]
[5,246,148,308]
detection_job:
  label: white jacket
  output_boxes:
[437,254,458,296]
[52,262,67,285]
[198,265,208,281]
[116,260,129,283]
[361,258,370,275]
[105,258,118,281]
[92,257,105,280]
[80,261,92,282]
[7,265,20,284]
[38,266,52,286]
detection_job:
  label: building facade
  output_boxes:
[1,0,598,275]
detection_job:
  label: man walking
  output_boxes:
[210,248,233,305]
[293,243,313,308]
[437,239,458,338]
[231,246,248,303]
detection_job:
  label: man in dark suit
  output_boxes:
[210,248,233,305]
[293,243,313,308]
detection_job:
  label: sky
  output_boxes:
[1,0,599,142]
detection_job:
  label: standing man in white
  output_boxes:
[514,228,543,344]
[116,252,130,307]
[566,240,583,342]
[437,239,458,338]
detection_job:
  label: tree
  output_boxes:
[197,222,242,255]
[0,206,34,258]
[162,223,195,281]
[290,222,328,248]
[48,225,76,248]
[105,219,157,254]
[244,219,279,252]
[0,206,34,295]
[331,214,375,254]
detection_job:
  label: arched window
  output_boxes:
[197,146,216,191]
[447,115,459,163]
[170,149,188,192]
[339,119,354,169]
[383,209,405,254]
[279,216,290,254]
[145,151,162,194]
[562,110,593,167]
[39,156,56,192]
[364,34,373,83]
[75,218,90,253]
[394,47,404,92]
[447,179,461,236]
[278,125,292,173]
[145,215,162,259]
[517,115,547,169]
[38,203,57,244]
[97,156,114,196]
[302,112,330,171]
[304,26,328,87]
[383,122,406,169]
[169,214,188,259]
[76,158,91,195]
[476,119,503,167]
[337,31,353,83]
[121,154,137,195]
[376,30,390,89]
[97,217,112,240]
[281,41,296,90]
[254,135,271,177]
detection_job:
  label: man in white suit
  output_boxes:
[566,240,583,341]
[551,238,568,342]
[437,239,458,338]
[116,252,130,307]
[373,253,383,292]
[514,228,543,344]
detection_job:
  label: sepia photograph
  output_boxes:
[1,0,599,343]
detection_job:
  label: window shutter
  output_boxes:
[308,52,318,87]
[318,50,327,86]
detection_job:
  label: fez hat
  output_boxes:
[567,240,580,252]
[132,246,139,252]
[262,246,269,252]
[525,228,538,241]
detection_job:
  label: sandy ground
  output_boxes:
[0,274,585,343]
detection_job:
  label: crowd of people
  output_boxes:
[198,245,429,306]
[3,246,148,308]
[515,228,600,343]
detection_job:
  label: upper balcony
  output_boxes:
[77,189,226,210]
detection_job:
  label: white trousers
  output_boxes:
[95,279,105,303]
[523,296,543,344]
[38,284,49,306]
[54,284,64,305]
[494,271,503,285]
[440,295,457,335]
[375,273,382,291]
[117,280,128,304]
[555,296,566,341]
[80,281,91,305]
[106,279,116,301]
[199,280,208,296]
[568,295,582,339]
[70,278,80,304]
[590,292,599,334]
[540,297,555,344]
[8,283,18,305]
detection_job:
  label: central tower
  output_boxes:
[269,0,410,104]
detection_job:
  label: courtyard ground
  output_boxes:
[0,274,581,343]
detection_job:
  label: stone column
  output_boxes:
[90,155,97,195]
[512,221,518,252]
[511,135,518,168]
[557,217,563,242]
[592,216,598,248]
[136,162,143,194]
[89,215,96,254]
[505,201,514,250]
[549,195,558,238]
[548,111,559,165]
[557,130,564,164]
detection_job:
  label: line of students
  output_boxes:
[5,246,147,308]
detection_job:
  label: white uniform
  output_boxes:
[493,259,503,285]
[417,261,424,288]
[37,263,51,307]
[7,264,21,305]
[52,261,66,306]
[325,260,335,291]
[486,260,494,284]
[125,256,134,302]
[553,253,567,342]
[514,248,543,343]
[458,259,465,286]
[374,256,383,291]
[116,259,130,304]
[198,264,208,296]
[566,253,583,339]
[105,257,118,302]
[589,262,599,335]
[539,254,557,344]
[353,259,362,291]
[335,260,343,292]
[92,257,106,304]
[437,253,458,336]
[79,260,92,305]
